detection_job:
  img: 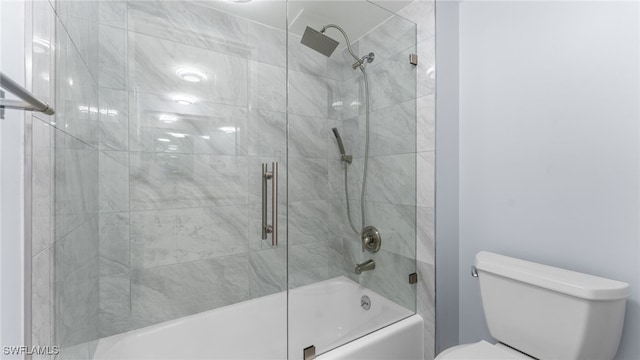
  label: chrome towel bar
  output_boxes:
[0,72,55,117]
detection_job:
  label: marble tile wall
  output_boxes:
[324,12,417,308]
[325,3,436,359]
[93,0,291,337]
[29,1,434,357]
[396,2,436,359]
[29,0,102,358]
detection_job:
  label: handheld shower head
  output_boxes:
[332,128,352,164]
[332,128,346,156]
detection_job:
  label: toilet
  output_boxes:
[436,251,629,360]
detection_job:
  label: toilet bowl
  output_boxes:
[436,252,629,360]
[436,341,531,360]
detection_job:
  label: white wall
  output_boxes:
[0,0,25,354]
[458,1,640,359]
[434,0,460,354]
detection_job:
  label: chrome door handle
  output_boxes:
[261,162,278,246]
[262,163,269,239]
[271,162,278,246]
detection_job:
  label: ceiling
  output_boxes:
[199,0,414,41]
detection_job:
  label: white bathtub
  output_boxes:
[93,276,423,360]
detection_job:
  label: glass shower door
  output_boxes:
[286,0,418,357]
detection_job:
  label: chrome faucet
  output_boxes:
[355,259,375,274]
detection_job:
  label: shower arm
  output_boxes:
[321,24,364,68]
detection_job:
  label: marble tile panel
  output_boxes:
[367,49,416,113]
[367,202,416,259]
[55,21,100,146]
[174,208,215,263]
[327,197,358,237]
[288,70,328,118]
[99,24,127,90]
[417,151,435,208]
[129,92,247,155]
[289,241,330,289]
[288,158,329,202]
[130,255,249,328]
[247,109,286,157]
[130,205,248,269]
[366,153,416,206]
[56,0,98,23]
[210,205,250,258]
[328,159,346,202]
[128,0,249,58]
[99,87,129,151]
[130,152,249,210]
[417,260,436,360]
[249,247,287,298]
[99,272,131,337]
[336,76,362,121]
[349,155,366,194]
[54,131,99,240]
[367,99,416,157]
[174,207,226,263]
[417,206,435,265]
[130,209,177,269]
[356,14,416,66]
[55,219,100,348]
[206,155,249,206]
[397,0,435,43]
[417,94,435,152]
[99,212,130,275]
[288,114,329,159]
[58,217,100,278]
[249,61,286,112]
[99,0,127,29]
[247,20,286,67]
[288,33,328,78]
[57,268,101,348]
[61,15,100,81]
[128,32,248,107]
[417,36,436,98]
[359,250,416,310]
[32,119,54,255]
[32,0,56,109]
[99,151,129,213]
[327,222,360,283]
[327,44,360,82]
[32,248,52,347]
[289,200,329,246]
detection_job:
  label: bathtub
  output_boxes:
[93,276,423,360]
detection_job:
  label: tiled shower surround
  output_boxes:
[29,0,435,359]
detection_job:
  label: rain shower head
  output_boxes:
[301,26,339,57]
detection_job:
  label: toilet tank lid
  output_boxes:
[475,252,629,300]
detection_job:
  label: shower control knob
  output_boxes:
[361,226,381,253]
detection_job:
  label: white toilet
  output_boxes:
[436,251,629,360]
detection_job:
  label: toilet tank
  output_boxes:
[475,252,629,360]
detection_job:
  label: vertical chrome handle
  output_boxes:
[261,162,278,245]
[271,162,278,246]
[262,163,268,240]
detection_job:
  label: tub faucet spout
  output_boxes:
[355,259,375,274]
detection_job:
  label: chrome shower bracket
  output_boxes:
[361,225,381,253]
[352,52,375,70]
